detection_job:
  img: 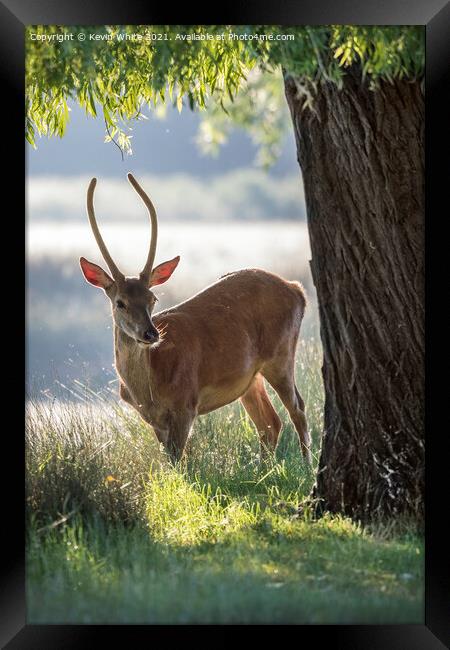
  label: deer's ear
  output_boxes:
[80,257,114,289]
[149,256,180,287]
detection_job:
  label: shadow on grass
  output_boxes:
[27,507,424,625]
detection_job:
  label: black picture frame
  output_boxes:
[3,0,448,646]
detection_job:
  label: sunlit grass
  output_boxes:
[27,507,423,624]
[26,339,424,624]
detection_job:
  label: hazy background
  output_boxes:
[27,100,318,398]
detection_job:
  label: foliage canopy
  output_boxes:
[26,25,424,157]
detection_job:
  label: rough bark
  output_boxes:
[284,69,424,522]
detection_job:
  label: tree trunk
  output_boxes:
[284,69,424,522]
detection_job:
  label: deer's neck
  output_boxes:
[114,327,154,404]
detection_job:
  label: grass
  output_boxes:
[26,340,424,624]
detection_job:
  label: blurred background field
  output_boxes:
[27,100,318,395]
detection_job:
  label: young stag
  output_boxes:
[80,174,311,465]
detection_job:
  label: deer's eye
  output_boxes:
[116,300,126,310]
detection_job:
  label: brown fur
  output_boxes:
[80,174,310,464]
[113,268,311,464]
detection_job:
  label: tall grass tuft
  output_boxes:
[26,398,164,526]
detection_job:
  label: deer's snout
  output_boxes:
[142,326,159,344]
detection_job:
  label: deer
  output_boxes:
[79,174,311,466]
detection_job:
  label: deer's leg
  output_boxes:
[165,410,195,464]
[241,373,282,457]
[119,383,171,450]
[262,362,311,466]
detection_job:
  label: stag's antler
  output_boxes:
[127,173,158,284]
[87,178,124,281]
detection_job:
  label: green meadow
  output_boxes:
[26,341,423,624]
